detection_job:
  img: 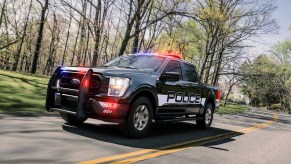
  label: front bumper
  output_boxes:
[53,93,130,123]
[46,67,130,123]
[90,98,129,122]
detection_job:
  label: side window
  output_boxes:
[182,63,198,83]
[163,60,182,78]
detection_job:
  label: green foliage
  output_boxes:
[240,55,281,106]
[272,40,291,112]
[240,40,291,113]
[272,40,291,65]
[218,102,248,115]
[157,19,204,68]
[0,70,49,113]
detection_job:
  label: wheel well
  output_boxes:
[131,91,157,116]
[206,97,215,110]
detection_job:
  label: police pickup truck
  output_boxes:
[46,53,220,138]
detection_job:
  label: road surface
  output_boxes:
[1,109,290,164]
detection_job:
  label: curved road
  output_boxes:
[0,109,290,164]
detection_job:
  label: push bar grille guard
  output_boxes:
[45,67,95,120]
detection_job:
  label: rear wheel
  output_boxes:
[196,103,213,129]
[60,112,87,125]
[120,97,153,138]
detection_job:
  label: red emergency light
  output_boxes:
[156,50,181,59]
[84,79,88,87]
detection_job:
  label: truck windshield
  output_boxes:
[104,54,165,71]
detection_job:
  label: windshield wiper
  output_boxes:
[102,65,118,69]
[103,65,138,70]
[122,66,139,70]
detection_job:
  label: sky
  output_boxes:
[272,0,291,41]
[249,0,291,56]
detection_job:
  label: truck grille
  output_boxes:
[58,71,108,97]
[60,72,83,90]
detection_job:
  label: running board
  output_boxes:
[49,108,77,115]
[155,116,203,123]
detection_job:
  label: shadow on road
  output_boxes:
[62,121,243,149]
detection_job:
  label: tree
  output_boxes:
[270,40,291,113]
[91,0,111,67]
[0,0,7,27]
[118,0,152,56]
[12,0,33,71]
[194,0,277,85]
[31,0,49,74]
[240,56,275,106]
[0,0,278,94]
[156,19,204,66]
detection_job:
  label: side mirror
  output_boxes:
[160,72,180,82]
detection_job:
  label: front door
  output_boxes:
[157,60,185,113]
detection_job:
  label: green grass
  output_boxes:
[0,70,49,113]
[218,102,249,115]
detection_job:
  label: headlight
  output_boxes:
[108,77,130,96]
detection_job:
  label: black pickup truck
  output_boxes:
[46,53,220,138]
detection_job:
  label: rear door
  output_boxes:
[180,62,203,114]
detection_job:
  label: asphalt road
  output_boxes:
[1,109,290,164]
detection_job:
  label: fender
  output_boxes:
[125,84,159,107]
[200,89,216,114]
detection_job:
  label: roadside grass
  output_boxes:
[0,70,49,114]
[218,102,249,115]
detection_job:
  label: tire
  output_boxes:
[196,103,213,129]
[60,112,87,125]
[120,97,153,138]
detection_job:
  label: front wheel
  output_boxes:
[196,103,213,129]
[60,112,87,125]
[120,97,153,138]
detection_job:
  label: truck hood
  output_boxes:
[62,66,152,77]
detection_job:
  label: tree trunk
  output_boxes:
[199,34,210,82]
[118,0,148,56]
[43,13,57,75]
[31,0,49,74]
[132,11,141,53]
[212,48,225,85]
[224,86,232,106]
[12,0,33,71]
[76,0,87,66]
[61,11,72,66]
[91,0,101,67]
[71,23,81,66]
[223,77,235,106]
[83,3,93,66]
[0,0,7,27]
[19,53,26,72]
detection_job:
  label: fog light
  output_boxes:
[99,101,118,108]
